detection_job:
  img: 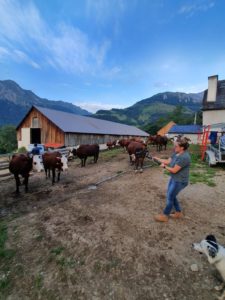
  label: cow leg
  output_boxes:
[83,157,87,167]
[135,159,139,172]
[14,174,20,193]
[94,153,99,163]
[44,167,48,179]
[52,168,55,185]
[57,170,60,182]
[24,174,29,192]
[139,158,144,173]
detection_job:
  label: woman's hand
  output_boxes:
[153,156,161,163]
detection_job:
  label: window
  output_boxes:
[32,117,39,128]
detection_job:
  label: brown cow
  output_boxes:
[127,141,148,172]
[9,154,43,193]
[118,139,131,151]
[147,135,168,152]
[74,144,100,167]
[155,135,168,152]
[106,140,117,150]
[42,152,68,184]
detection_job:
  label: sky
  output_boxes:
[1,0,225,113]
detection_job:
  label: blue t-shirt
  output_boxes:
[169,151,191,183]
[31,146,40,155]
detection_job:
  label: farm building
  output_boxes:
[167,124,202,144]
[157,121,176,136]
[16,106,149,149]
[202,75,225,126]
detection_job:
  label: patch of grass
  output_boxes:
[116,170,123,174]
[101,147,123,160]
[104,257,121,272]
[188,145,216,186]
[56,256,85,268]
[35,234,44,241]
[0,274,11,290]
[50,246,64,256]
[0,222,15,260]
[34,273,44,289]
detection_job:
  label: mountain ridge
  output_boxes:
[0,80,91,126]
[0,79,204,128]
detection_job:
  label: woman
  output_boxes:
[153,138,191,222]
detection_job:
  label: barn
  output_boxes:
[202,75,225,126]
[16,106,149,149]
[157,121,176,136]
[167,124,202,144]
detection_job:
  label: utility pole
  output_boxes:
[194,112,197,125]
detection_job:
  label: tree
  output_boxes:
[141,105,202,134]
[0,125,17,154]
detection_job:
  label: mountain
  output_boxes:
[0,80,91,126]
[92,91,204,127]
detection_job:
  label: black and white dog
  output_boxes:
[193,235,225,300]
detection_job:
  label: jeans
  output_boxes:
[163,177,188,216]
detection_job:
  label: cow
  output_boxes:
[106,140,117,150]
[147,135,168,152]
[42,152,68,184]
[118,139,131,151]
[127,141,148,172]
[73,144,99,167]
[155,135,168,152]
[9,154,43,193]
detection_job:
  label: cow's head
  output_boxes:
[32,155,44,172]
[61,155,68,171]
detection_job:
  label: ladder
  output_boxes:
[201,125,211,160]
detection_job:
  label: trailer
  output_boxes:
[202,123,225,166]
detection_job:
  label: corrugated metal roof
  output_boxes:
[34,106,149,137]
[168,125,202,134]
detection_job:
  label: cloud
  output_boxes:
[13,50,40,69]
[179,0,215,17]
[75,101,125,113]
[0,46,40,69]
[0,46,10,58]
[0,0,114,76]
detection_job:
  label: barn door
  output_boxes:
[30,128,41,144]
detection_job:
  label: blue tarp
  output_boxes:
[168,125,202,134]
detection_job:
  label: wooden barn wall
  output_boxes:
[17,108,65,144]
[65,133,145,146]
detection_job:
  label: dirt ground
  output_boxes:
[0,147,225,300]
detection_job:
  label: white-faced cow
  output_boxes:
[9,153,43,193]
[127,141,148,173]
[42,152,68,185]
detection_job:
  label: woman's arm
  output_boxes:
[153,157,171,165]
[161,163,181,174]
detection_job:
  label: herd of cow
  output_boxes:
[8,135,169,194]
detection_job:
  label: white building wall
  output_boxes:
[18,128,30,149]
[203,110,225,126]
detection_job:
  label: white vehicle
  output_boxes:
[203,123,225,166]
